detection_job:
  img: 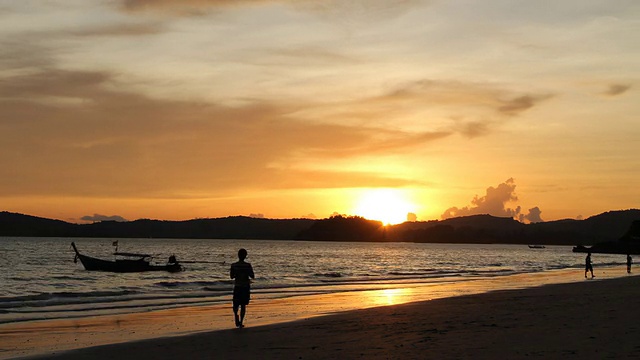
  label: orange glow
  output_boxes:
[362,287,415,307]
[381,288,403,305]
[352,189,417,225]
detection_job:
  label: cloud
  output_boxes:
[0,68,110,100]
[367,80,553,138]
[441,178,520,219]
[81,214,128,222]
[121,0,269,12]
[602,83,631,97]
[0,67,434,199]
[69,23,165,37]
[520,207,543,223]
[120,0,425,18]
[267,169,427,189]
[392,80,552,116]
[497,95,547,115]
[456,121,491,138]
[249,213,265,218]
[0,39,54,71]
[441,178,544,223]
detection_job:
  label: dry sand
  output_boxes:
[16,273,640,360]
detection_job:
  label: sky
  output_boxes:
[1,0,638,224]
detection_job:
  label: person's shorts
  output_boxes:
[233,286,251,306]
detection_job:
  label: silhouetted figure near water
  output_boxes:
[627,254,632,274]
[230,248,255,328]
[585,253,594,279]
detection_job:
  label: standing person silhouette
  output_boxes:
[230,248,254,328]
[627,254,632,274]
[585,253,594,279]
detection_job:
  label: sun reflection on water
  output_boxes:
[366,287,414,307]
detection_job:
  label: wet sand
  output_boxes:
[7,268,640,359]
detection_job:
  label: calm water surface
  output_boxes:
[0,237,624,325]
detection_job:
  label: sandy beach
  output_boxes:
[9,269,640,360]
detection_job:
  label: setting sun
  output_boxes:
[352,189,417,225]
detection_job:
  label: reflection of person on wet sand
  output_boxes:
[627,254,632,274]
[585,253,594,279]
[230,248,255,328]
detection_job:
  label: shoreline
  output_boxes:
[3,266,635,359]
[21,274,640,360]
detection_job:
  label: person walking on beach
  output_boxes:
[230,248,254,328]
[627,254,632,274]
[585,253,594,279]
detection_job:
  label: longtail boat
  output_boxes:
[71,242,183,273]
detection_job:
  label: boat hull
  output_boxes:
[77,254,183,273]
[72,242,183,273]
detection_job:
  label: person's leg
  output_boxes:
[233,304,240,327]
[239,304,246,327]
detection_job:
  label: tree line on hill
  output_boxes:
[0,209,639,245]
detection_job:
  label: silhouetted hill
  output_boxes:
[386,210,640,245]
[388,215,526,244]
[525,210,640,245]
[0,211,77,237]
[77,216,316,240]
[1,209,639,245]
[0,212,314,240]
[295,215,385,241]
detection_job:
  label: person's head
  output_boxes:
[238,248,248,261]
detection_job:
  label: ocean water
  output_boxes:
[0,237,625,325]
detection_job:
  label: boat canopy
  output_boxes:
[113,252,152,258]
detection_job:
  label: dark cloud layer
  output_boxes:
[384,80,552,116]
[122,0,268,12]
[69,23,165,37]
[121,0,424,16]
[0,39,54,71]
[441,179,544,223]
[81,214,128,222]
[497,95,550,115]
[603,84,631,97]
[371,80,553,139]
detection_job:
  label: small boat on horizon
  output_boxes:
[71,242,183,273]
[528,245,546,249]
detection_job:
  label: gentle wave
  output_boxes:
[0,289,139,304]
[314,272,342,278]
[155,280,233,288]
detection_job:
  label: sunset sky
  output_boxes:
[1,0,638,224]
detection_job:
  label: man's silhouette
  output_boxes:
[585,253,594,279]
[230,248,255,328]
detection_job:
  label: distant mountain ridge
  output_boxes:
[1,209,639,245]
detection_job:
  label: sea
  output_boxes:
[0,237,626,326]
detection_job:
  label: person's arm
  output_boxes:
[230,264,236,279]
